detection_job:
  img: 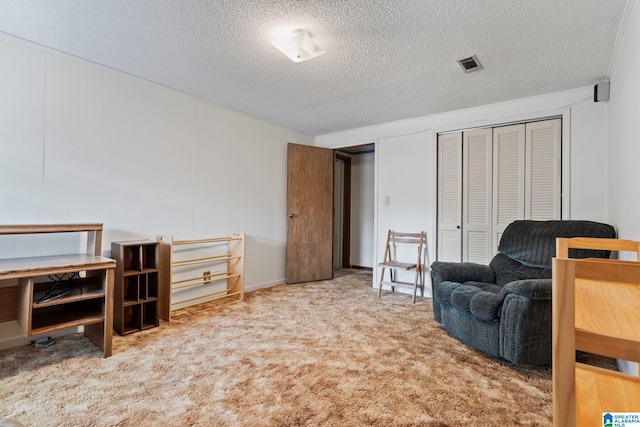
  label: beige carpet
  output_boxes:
[0,270,553,426]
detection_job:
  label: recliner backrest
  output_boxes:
[497,220,616,269]
[488,220,616,285]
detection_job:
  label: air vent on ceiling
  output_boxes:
[457,55,483,73]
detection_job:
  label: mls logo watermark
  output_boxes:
[603,413,640,427]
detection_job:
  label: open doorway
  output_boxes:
[333,143,375,270]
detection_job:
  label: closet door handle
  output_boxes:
[289,212,296,219]
[456,225,461,229]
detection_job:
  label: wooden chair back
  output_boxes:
[556,236,640,260]
[381,231,426,265]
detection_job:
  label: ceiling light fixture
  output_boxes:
[271,29,325,63]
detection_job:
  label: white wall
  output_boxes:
[0,34,313,290]
[606,0,639,376]
[317,87,608,295]
[376,130,435,294]
[568,99,609,222]
[349,152,374,267]
[608,0,640,246]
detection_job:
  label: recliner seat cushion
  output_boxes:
[434,280,458,306]
[469,288,505,322]
[440,281,504,322]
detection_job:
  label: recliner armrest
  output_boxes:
[430,262,496,285]
[501,279,552,300]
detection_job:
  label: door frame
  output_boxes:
[334,153,352,269]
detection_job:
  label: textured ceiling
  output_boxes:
[0,0,628,136]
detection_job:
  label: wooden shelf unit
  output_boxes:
[0,224,115,357]
[111,240,160,335]
[157,232,245,322]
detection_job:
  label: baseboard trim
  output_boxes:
[244,279,285,293]
[349,265,373,271]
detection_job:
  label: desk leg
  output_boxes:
[84,268,114,357]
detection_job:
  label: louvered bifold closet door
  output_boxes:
[437,132,462,262]
[462,129,493,264]
[492,124,525,255]
[525,119,561,220]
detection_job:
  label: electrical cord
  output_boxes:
[34,272,82,303]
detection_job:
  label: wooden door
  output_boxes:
[286,143,334,283]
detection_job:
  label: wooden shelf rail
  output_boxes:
[157,232,245,322]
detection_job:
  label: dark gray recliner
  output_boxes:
[430,220,616,366]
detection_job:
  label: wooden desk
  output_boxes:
[574,274,640,425]
[553,255,640,426]
[0,224,115,357]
